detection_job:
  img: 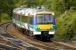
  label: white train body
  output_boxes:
[12,7,56,40]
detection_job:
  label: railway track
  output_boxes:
[0,22,39,50]
[0,22,22,50]
[7,23,76,50]
[0,22,76,50]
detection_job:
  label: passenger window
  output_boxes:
[21,16,28,23]
[29,16,33,24]
[14,14,20,20]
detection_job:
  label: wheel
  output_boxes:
[34,35,41,40]
[29,31,33,37]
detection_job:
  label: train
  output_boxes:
[12,7,56,40]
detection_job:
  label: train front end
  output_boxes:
[29,11,56,40]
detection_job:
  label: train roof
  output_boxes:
[13,7,54,16]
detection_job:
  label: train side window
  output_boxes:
[29,16,33,24]
[13,14,20,20]
[21,16,28,23]
[16,14,20,20]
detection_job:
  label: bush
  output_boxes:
[55,10,76,40]
[1,13,11,23]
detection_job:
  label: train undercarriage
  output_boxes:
[14,24,54,41]
[13,23,54,41]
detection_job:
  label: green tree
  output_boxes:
[0,0,26,22]
[50,0,66,16]
[58,10,76,40]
